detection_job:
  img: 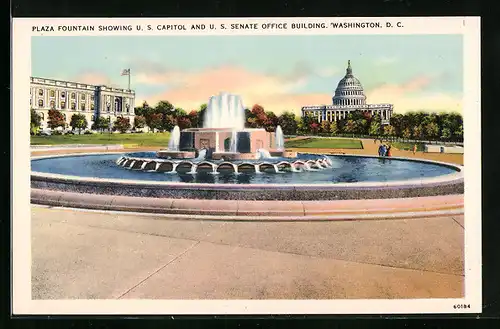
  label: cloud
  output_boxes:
[72,72,111,85]
[136,65,315,113]
[128,64,461,115]
[366,75,462,113]
[315,66,338,78]
[374,56,398,66]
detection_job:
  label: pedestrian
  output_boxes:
[378,144,385,157]
[413,144,417,155]
[380,144,387,157]
[386,145,392,157]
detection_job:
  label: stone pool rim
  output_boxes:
[30,152,464,201]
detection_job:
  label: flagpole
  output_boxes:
[128,69,131,91]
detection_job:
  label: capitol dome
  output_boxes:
[332,60,367,106]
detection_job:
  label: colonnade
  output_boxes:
[335,99,365,106]
[305,108,392,123]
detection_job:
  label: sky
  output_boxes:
[31,35,463,115]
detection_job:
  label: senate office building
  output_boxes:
[301,61,393,125]
[30,77,136,131]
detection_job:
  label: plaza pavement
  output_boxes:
[30,138,465,300]
[32,205,464,300]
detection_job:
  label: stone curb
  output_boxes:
[31,189,464,220]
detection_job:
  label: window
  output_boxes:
[60,101,66,109]
[90,103,95,110]
[71,92,76,99]
[39,112,44,120]
[38,89,44,96]
[126,103,130,113]
[61,91,66,98]
[38,99,44,107]
[50,90,55,97]
[81,94,86,100]
[30,99,32,106]
[80,103,86,111]
[71,103,76,110]
[106,103,111,112]
[90,94,94,101]
[30,89,32,95]
[50,100,55,108]
[91,115,95,121]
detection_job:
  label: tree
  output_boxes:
[197,104,207,128]
[134,101,151,117]
[91,116,111,132]
[148,113,163,132]
[177,115,192,130]
[383,124,396,137]
[402,127,412,140]
[277,111,298,135]
[251,104,268,127]
[113,116,131,133]
[263,111,278,132]
[455,124,463,140]
[172,107,187,118]
[441,127,452,140]
[343,119,356,134]
[390,113,404,136]
[329,121,338,136]
[320,120,330,134]
[155,100,175,115]
[188,110,199,128]
[425,122,439,140]
[368,119,381,136]
[69,114,88,133]
[298,113,315,135]
[413,125,424,140]
[47,109,66,130]
[134,115,146,129]
[30,109,42,135]
[310,122,320,134]
[162,114,177,131]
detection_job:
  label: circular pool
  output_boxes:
[32,151,458,185]
[31,152,464,201]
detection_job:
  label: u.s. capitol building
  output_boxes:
[301,61,393,125]
[30,76,136,130]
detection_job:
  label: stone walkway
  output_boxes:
[32,206,464,300]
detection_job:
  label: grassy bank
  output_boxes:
[389,141,426,152]
[285,137,363,149]
[31,132,171,147]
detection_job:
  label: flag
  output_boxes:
[121,68,130,76]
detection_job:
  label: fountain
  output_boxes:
[268,125,295,157]
[167,125,180,151]
[229,130,238,153]
[157,125,196,159]
[133,92,324,173]
[275,125,284,151]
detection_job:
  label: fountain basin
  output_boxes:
[30,152,464,201]
[157,150,196,159]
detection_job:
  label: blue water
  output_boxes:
[31,152,458,184]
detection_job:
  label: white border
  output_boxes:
[12,17,481,315]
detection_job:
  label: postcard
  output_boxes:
[12,16,481,315]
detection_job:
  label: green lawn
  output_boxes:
[390,141,425,152]
[285,137,363,149]
[31,132,171,147]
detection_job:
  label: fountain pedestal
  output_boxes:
[211,152,259,161]
[157,150,196,159]
[269,150,298,158]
